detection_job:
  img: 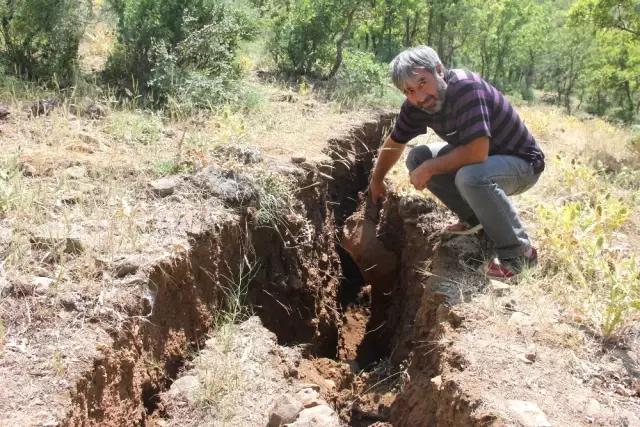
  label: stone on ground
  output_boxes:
[289,405,340,427]
[506,400,551,427]
[149,177,178,197]
[268,394,303,427]
[167,376,202,404]
[295,388,325,408]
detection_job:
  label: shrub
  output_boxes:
[328,50,403,109]
[0,0,88,83]
[267,0,336,76]
[104,0,258,107]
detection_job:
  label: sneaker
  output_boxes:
[486,247,538,278]
[443,221,483,236]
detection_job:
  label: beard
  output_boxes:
[419,74,448,114]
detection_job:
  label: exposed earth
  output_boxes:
[0,97,639,427]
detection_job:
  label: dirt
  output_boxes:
[2,106,640,427]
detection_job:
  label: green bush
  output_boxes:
[0,0,88,83]
[267,0,336,76]
[104,0,258,107]
[328,50,403,108]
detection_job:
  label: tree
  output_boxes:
[0,0,88,83]
[570,0,640,38]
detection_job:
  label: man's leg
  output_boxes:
[405,143,478,225]
[454,155,540,261]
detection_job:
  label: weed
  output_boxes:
[53,351,66,376]
[521,156,639,336]
[601,257,640,337]
[216,257,258,326]
[156,160,193,177]
[254,174,294,229]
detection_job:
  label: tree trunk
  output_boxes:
[623,80,634,118]
[437,16,446,57]
[427,8,434,46]
[327,8,357,79]
[404,15,410,47]
[410,13,419,44]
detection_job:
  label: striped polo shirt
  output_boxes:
[391,69,545,173]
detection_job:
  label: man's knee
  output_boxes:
[405,145,434,172]
[454,164,488,192]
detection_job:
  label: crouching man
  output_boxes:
[369,46,545,278]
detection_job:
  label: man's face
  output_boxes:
[402,66,447,114]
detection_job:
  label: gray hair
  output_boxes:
[390,46,442,91]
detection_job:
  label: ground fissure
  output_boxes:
[57,112,487,427]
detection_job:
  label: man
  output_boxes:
[369,46,545,278]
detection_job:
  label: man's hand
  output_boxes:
[369,178,387,203]
[410,163,433,191]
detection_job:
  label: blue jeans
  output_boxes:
[406,143,541,260]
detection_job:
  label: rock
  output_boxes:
[21,163,36,177]
[268,394,303,427]
[586,398,601,417]
[59,292,83,311]
[192,166,257,206]
[506,400,551,427]
[114,258,141,278]
[295,388,324,408]
[525,352,537,362]
[291,156,307,164]
[28,99,59,117]
[214,145,262,164]
[508,312,534,327]
[298,383,321,392]
[289,405,340,427]
[518,354,534,364]
[489,279,511,296]
[430,375,443,390]
[83,103,107,119]
[167,376,202,404]
[149,177,178,197]
[64,166,87,180]
[31,223,86,255]
[32,277,55,295]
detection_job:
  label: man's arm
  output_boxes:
[369,136,407,201]
[410,136,489,190]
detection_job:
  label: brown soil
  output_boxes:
[60,114,397,426]
[2,104,639,427]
